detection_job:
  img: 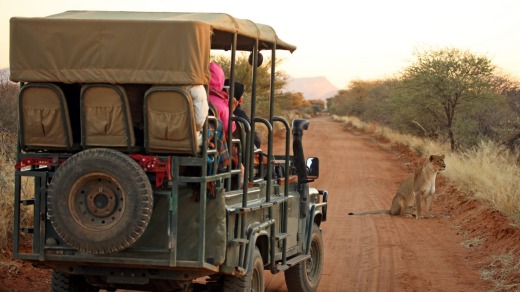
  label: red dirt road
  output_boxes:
[265,115,494,291]
[4,115,520,291]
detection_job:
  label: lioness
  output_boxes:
[348,154,446,219]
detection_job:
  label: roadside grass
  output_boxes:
[332,115,520,226]
[446,141,520,226]
[480,252,520,292]
[0,132,16,263]
[0,131,33,273]
[460,234,486,249]
[333,114,520,290]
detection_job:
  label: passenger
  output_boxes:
[224,79,264,182]
[224,79,261,149]
[208,62,236,139]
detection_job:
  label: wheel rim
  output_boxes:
[306,238,321,282]
[68,172,125,231]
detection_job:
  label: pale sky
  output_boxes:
[2,0,520,89]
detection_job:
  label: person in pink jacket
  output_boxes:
[208,62,236,138]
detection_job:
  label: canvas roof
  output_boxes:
[10,11,296,84]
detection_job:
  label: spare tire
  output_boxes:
[48,148,153,254]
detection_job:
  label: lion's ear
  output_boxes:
[429,155,434,161]
[441,154,445,159]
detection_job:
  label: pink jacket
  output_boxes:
[208,62,236,137]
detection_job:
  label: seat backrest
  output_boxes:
[144,86,198,155]
[80,84,135,150]
[18,83,73,151]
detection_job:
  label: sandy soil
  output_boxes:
[2,115,520,291]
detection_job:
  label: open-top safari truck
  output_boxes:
[9,10,328,291]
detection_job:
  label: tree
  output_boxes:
[326,89,350,116]
[398,48,499,151]
[491,74,520,150]
[308,99,326,115]
[211,53,289,119]
[327,79,397,126]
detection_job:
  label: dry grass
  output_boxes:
[0,132,34,267]
[333,115,369,131]
[332,115,449,156]
[460,235,486,249]
[0,132,16,266]
[0,132,16,251]
[333,114,520,291]
[333,114,520,226]
[446,141,520,226]
[481,252,520,292]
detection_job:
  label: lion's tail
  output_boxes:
[347,210,391,216]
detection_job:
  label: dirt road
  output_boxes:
[5,115,515,291]
[265,115,491,291]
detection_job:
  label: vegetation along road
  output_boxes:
[265,115,502,291]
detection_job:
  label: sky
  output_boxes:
[2,0,520,89]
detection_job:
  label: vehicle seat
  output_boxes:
[80,84,136,151]
[18,83,74,152]
[144,86,198,155]
[208,102,219,118]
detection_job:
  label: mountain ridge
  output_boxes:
[285,76,339,101]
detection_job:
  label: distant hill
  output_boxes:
[285,76,339,101]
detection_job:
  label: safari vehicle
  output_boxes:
[9,11,328,292]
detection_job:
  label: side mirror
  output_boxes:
[248,52,264,67]
[306,157,319,180]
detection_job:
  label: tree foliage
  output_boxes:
[327,47,520,152]
[327,79,397,125]
[491,74,520,150]
[397,47,500,150]
[308,99,326,114]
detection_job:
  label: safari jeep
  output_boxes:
[9,11,328,292]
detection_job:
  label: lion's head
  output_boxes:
[429,154,446,172]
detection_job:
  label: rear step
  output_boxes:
[274,254,310,272]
